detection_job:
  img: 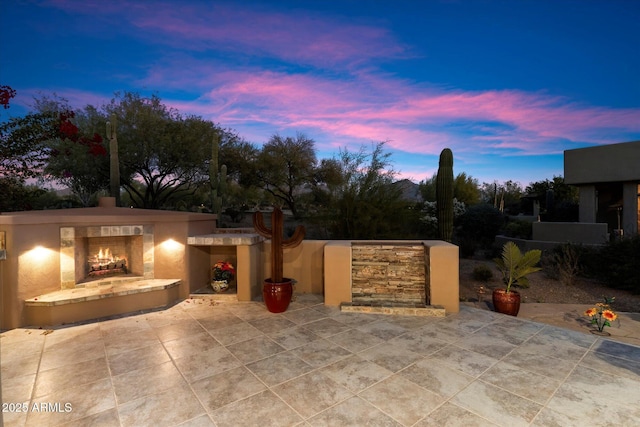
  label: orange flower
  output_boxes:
[584,308,597,317]
[602,310,617,322]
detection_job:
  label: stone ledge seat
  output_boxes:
[186,233,264,246]
[24,278,181,326]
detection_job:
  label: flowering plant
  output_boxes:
[212,261,235,282]
[584,297,618,332]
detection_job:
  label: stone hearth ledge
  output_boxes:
[340,302,446,317]
[24,279,180,307]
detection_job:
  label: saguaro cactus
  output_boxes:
[436,148,454,242]
[106,114,120,206]
[253,207,305,283]
[210,133,227,219]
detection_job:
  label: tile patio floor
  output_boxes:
[2,294,639,426]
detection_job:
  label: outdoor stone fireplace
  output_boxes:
[60,225,154,288]
[0,201,218,329]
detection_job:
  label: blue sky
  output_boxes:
[2,0,639,186]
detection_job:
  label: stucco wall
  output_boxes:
[1,223,61,329]
[532,222,609,244]
[259,240,326,295]
[564,140,640,184]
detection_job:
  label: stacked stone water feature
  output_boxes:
[351,243,426,304]
[343,241,445,316]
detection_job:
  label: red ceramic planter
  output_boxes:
[263,278,293,313]
[492,289,521,316]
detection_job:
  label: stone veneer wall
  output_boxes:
[351,243,427,304]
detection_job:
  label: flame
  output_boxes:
[93,248,117,264]
[88,247,127,275]
[99,248,113,260]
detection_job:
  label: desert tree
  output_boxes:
[102,92,226,208]
[420,171,479,205]
[315,142,408,239]
[253,133,317,218]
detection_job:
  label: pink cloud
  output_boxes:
[162,68,639,156]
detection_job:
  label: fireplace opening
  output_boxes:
[78,235,143,285]
[60,225,154,288]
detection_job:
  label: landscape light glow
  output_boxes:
[160,239,182,252]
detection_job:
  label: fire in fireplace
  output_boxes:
[88,248,128,277]
[60,224,152,288]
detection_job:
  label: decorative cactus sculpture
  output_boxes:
[106,114,120,206]
[210,133,227,219]
[436,148,454,242]
[253,207,305,283]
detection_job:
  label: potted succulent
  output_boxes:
[492,241,541,316]
[211,260,235,293]
[253,207,305,313]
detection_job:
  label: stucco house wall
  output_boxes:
[563,140,640,238]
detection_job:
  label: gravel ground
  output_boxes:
[459,257,640,313]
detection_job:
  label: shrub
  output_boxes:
[224,206,245,223]
[484,243,503,260]
[503,219,532,239]
[548,243,583,286]
[585,235,640,294]
[472,264,493,282]
[457,204,505,248]
[458,237,477,258]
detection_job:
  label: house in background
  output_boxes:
[507,140,640,249]
[564,140,640,239]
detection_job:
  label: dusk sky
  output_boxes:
[2,0,639,186]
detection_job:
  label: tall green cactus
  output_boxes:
[436,148,454,242]
[210,133,227,219]
[106,114,120,206]
[253,207,305,283]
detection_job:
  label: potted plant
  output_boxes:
[212,260,235,293]
[492,241,541,316]
[253,207,305,312]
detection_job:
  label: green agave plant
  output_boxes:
[494,241,542,293]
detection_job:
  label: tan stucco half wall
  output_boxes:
[423,240,460,313]
[258,240,326,296]
[1,202,460,329]
[323,241,353,306]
